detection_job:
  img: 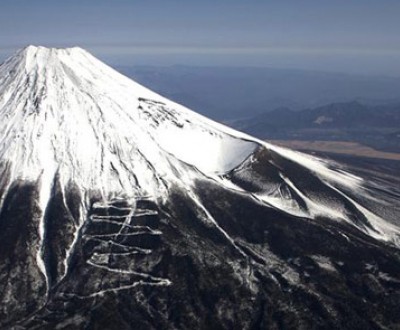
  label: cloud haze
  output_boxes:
[1,0,399,75]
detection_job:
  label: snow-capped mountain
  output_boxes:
[1,46,399,329]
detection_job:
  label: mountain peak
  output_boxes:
[6,45,96,75]
[0,46,259,199]
[0,46,398,246]
[19,45,88,58]
[1,46,400,329]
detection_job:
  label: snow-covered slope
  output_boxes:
[0,46,399,246]
[0,46,257,198]
[1,46,400,329]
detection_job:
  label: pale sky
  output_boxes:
[1,0,400,76]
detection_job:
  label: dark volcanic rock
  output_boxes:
[0,176,398,329]
[1,46,400,330]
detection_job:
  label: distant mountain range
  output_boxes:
[230,101,400,153]
[118,65,400,120]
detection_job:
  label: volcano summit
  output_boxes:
[0,46,399,329]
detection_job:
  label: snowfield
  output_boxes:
[0,45,399,247]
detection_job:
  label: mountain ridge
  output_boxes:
[231,101,400,153]
[1,46,400,329]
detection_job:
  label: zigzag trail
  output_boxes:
[0,47,399,284]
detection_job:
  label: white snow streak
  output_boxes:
[0,45,399,252]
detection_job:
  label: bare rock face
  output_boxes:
[0,47,399,329]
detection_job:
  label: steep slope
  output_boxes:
[0,46,400,329]
[0,46,257,195]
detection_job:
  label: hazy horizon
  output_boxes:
[1,0,400,77]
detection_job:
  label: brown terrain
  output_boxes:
[269,140,400,161]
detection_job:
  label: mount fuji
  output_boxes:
[0,46,399,329]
